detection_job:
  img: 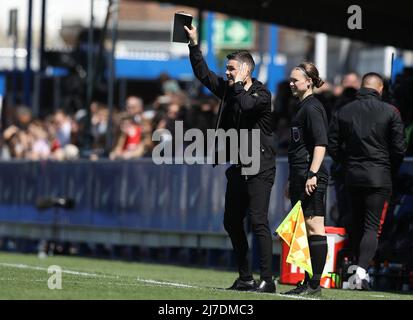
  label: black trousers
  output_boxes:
[223,165,275,281]
[347,186,391,269]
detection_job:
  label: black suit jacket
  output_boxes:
[189,44,276,175]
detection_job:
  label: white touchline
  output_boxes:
[0,262,118,278]
[277,293,320,301]
[136,278,197,288]
[136,278,320,300]
[0,262,319,300]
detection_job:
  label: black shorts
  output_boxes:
[289,172,328,217]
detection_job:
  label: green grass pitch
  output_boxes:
[0,251,412,300]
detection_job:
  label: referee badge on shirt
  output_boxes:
[292,127,301,142]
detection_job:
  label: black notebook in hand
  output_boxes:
[172,12,193,43]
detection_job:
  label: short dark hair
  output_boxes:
[361,72,384,86]
[226,50,255,73]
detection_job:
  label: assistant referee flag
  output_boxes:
[275,201,313,277]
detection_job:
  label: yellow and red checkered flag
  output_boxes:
[275,201,313,277]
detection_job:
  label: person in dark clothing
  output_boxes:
[184,24,276,293]
[283,62,329,296]
[328,72,407,290]
[330,86,358,230]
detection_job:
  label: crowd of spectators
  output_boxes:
[0,75,219,161]
[1,67,413,161]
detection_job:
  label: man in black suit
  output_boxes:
[185,25,276,293]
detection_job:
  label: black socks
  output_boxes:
[308,235,328,289]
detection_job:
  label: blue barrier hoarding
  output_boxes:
[1,159,412,234]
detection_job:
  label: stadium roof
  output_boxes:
[151,0,413,50]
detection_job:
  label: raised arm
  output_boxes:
[185,25,226,98]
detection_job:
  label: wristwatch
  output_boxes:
[235,81,244,86]
[307,170,318,179]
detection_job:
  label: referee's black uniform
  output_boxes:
[288,94,329,210]
[328,86,406,271]
[287,93,329,290]
[188,45,276,291]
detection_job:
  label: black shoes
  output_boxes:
[283,281,308,295]
[299,285,322,296]
[253,280,276,293]
[226,278,257,291]
[283,282,322,296]
[227,278,276,293]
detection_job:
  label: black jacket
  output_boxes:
[328,87,406,187]
[189,44,276,174]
